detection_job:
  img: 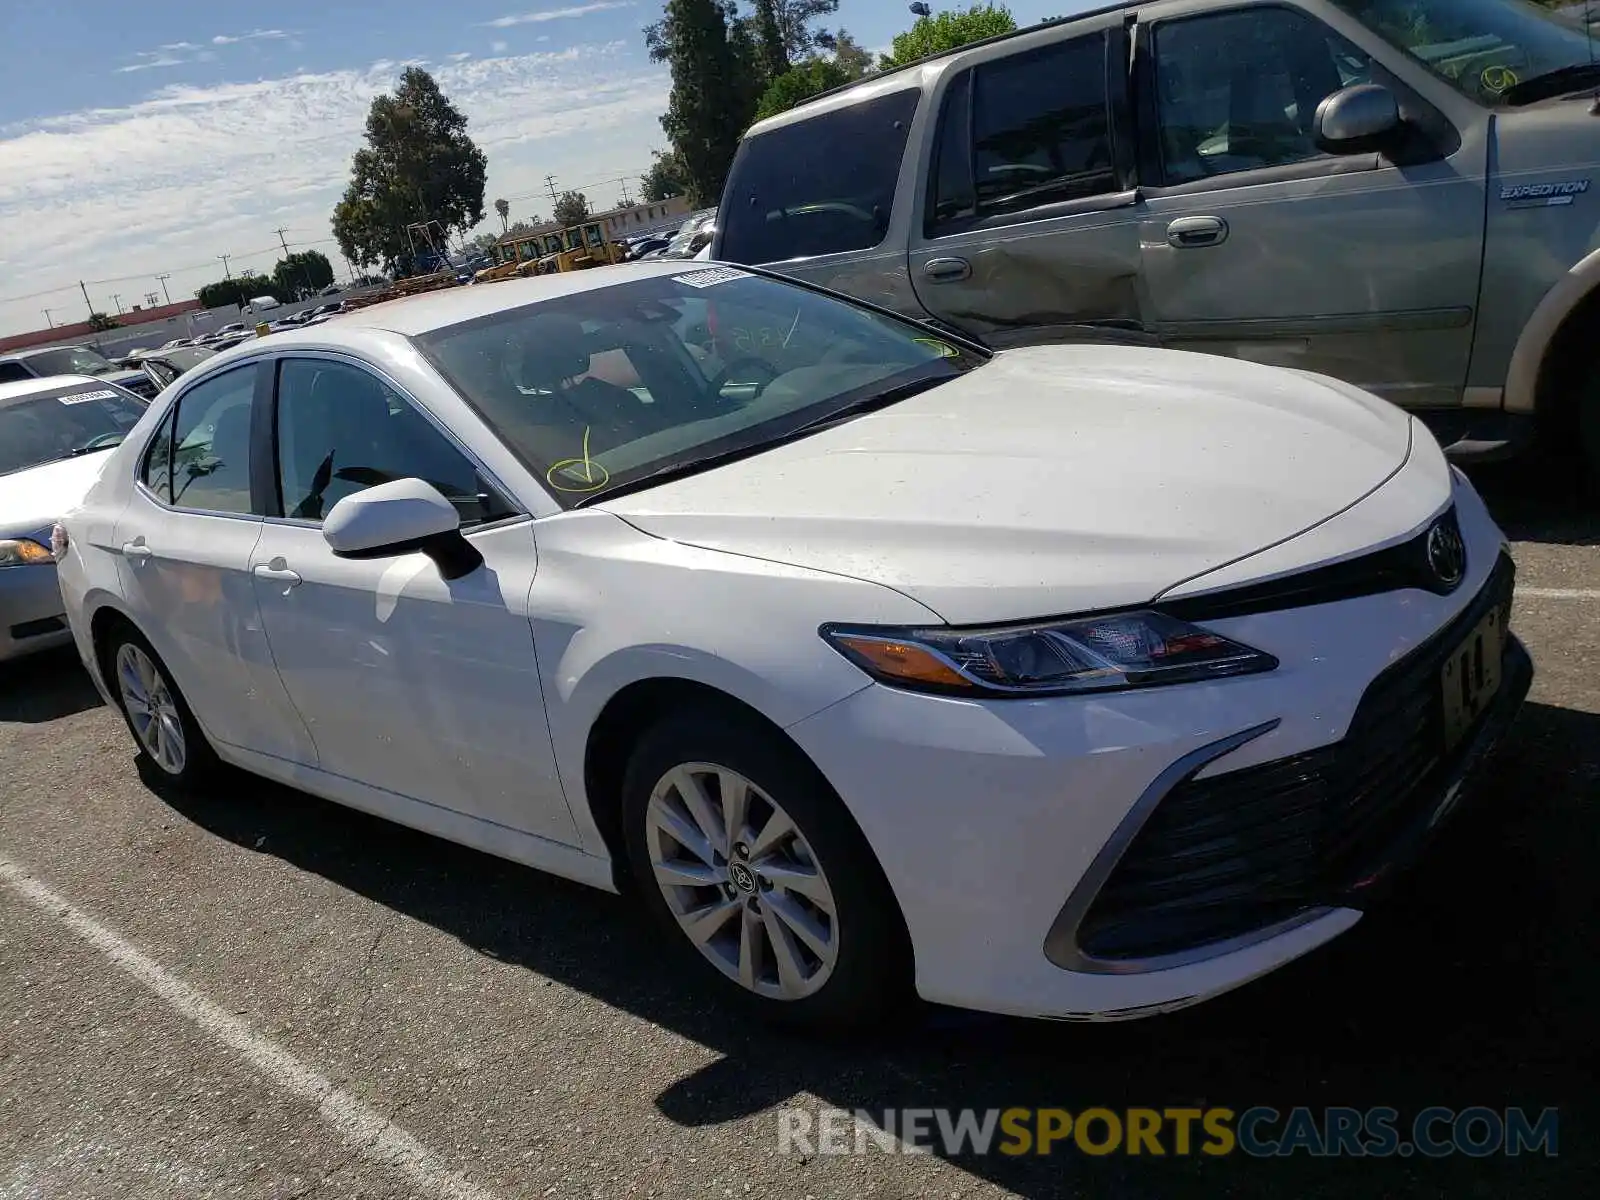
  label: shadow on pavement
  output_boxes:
[145,696,1596,1199]
[0,648,104,723]
[1466,458,1600,547]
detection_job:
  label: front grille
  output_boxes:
[1077,554,1516,962]
[10,616,66,640]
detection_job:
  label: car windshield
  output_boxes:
[0,383,147,475]
[19,346,120,377]
[414,268,986,506]
[1333,0,1599,102]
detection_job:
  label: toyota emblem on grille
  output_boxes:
[1426,519,1466,588]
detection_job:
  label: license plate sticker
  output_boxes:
[1441,606,1506,750]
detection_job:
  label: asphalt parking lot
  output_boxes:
[1,459,1595,1200]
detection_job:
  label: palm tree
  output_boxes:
[494,197,510,233]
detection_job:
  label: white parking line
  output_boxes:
[1519,587,1600,601]
[0,856,501,1200]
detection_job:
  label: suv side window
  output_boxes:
[0,362,33,383]
[718,88,922,264]
[167,366,259,514]
[930,32,1117,231]
[1153,6,1373,187]
[272,358,514,526]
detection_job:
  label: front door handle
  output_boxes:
[1167,216,1229,249]
[121,540,152,564]
[253,559,302,589]
[923,256,972,283]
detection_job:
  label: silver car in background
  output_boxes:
[0,376,148,661]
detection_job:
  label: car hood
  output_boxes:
[0,453,113,538]
[599,346,1414,623]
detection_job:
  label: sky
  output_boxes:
[0,1,1076,337]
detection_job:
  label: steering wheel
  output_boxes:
[707,358,779,404]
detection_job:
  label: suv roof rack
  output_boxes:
[791,2,1136,113]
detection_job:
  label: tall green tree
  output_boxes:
[880,3,1015,69]
[753,57,851,120]
[658,0,752,206]
[831,30,875,78]
[332,67,488,276]
[272,250,335,297]
[640,148,689,201]
[554,190,592,226]
[752,0,790,78]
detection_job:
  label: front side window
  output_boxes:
[272,359,513,526]
[0,382,147,477]
[1154,7,1372,186]
[966,32,1117,218]
[415,269,986,507]
[719,88,922,263]
[168,366,258,513]
[1331,0,1598,104]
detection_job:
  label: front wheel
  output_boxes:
[622,709,911,1031]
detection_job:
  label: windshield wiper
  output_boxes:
[67,440,123,457]
[574,375,952,507]
[1503,62,1600,106]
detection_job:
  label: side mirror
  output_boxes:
[322,478,483,580]
[1314,83,1403,154]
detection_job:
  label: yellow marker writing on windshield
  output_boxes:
[546,425,610,493]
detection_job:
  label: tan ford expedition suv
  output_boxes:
[712,0,1600,475]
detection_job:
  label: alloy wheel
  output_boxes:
[644,763,840,1001]
[115,643,187,777]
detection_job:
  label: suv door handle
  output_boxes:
[1167,216,1229,249]
[923,257,972,283]
[121,540,152,564]
[253,560,302,589]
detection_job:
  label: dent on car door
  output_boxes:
[1133,3,1483,408]
[113,362,317,761]
[907,21,1148,340]
[248,355,578,844]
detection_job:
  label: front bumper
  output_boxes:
[0,564,72,662]
[785,485,1529,1020]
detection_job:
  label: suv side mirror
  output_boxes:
[1314,84,1403,154]
[322,478,483,580]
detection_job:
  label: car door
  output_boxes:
[907,16,1151,340]
[112,361,317,762]
[1133,0,1485,408]
[248,353,578,845]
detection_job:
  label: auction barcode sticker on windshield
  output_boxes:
[673,267,750,289]
[59,389,119,405]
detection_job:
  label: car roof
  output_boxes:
[0,373,102,405]
[0,346,90,363]
[747,1,1136,135]
[282,260,697,339]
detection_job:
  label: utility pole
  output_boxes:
[110,294,124,315]
[618,176,634,206]
[274,227,300,297]
[218,254,233,281]
[545,174,560,208]
[156,273,172,305]
[42,308,56,329]
[80,281,94,319]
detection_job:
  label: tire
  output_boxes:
[102,626,221,790]
[621,707,912,1032]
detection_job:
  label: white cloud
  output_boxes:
[159,41,201,52]
[448,52,473,61]
[116,54,185,74]
[211,29,289,46]
[491,40,509,52]
[0,44,669,333]
[482,3,632,29]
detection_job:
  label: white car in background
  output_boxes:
[0,376,148,660]
[54,263,1530,1028]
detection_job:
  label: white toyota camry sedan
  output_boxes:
[55,262,1531,1028]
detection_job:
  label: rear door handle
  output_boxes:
[1167,216,1229,249]
[923,256,972,283]
[121,541,152,563]
[253,560,302,589]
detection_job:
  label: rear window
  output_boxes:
[719,88,923,264]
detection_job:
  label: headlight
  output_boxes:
[820,611,1277,698]
[0,538,54,567]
